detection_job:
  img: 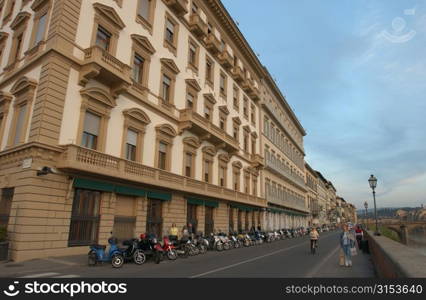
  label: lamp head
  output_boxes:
[368,174,377,190]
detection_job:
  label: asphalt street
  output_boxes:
[1,230,375,278]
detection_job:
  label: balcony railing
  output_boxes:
[242,78,254,94]
[189,13,207,38]
[218,50,233,70]
[163,0,188,16]
[265,156,306,190]
[231,66,244,83]
[205,33,221,55]
[79,46,132,92]
[178,108,239,153]
[58,144,266,208]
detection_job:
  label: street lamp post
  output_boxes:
[364,201,368,229]
[368,174,380,236]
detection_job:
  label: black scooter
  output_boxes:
[138,234,164,264]
[121,238,146,265]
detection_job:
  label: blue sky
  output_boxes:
[222,0,426,209]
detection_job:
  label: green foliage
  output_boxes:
[0,226,7,242]
[379,226,401,243]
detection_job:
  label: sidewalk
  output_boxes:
[0,255,87,278]
[311,245,376,278]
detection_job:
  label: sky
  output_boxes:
[222,0,426,209]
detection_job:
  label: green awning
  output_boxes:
[115,185,146,197]
[73,178,114,192]
[147,191,172,201]
[204,199,219,208]
[187,197,204,206]
[231,203,259,212]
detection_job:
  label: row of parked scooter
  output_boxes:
[88,227,327,268]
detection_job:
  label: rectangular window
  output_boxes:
[204,160,210,183]
[186,92,194,109]
[188,42,197,67]
[219,167,225,187]
[206,57,213,85]
[68,189,100,246]
[251,104,256,124]
[191,1,198,14]
[95,26,111,51]
[81,111,100,150]
[13,103,27,145]
[162,74,171,104]
[219,116,225,130]
[185,152,193,177]
[251,139,256,155]
[158,141,167,170]
[138,0,150,20]
[14,33,23,61]
[0,188,14,227]
[220,39,226,52]
[220,73,226,96]
[243,97,248,118]
[233,125,239,141]
[125,129,138,161]
[165,18,174,44]
[207,22,213,35]
[233,86,239,110]
[243,134,249,152]
[233,172,239,191]
[204,105,211,121]
[34,13,47,44]
[132,54,145,83]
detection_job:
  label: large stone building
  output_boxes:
[0,0,354,262]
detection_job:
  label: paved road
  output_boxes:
[1,231,375,278]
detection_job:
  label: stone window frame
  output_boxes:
[187,37,199,74]
[205,55,214,89]
[219,70,227,99]
[121,108,151,162]
[242,95,249,120]
[232,116,241,142]
[26,0,52,57]
[2,0,14,25]
[203,93,216,122]
[232,160,242,192]
[202,146,216,184]
[250,103,256,125]
[163,12,179,56]
[136,0,157,34]
[185,79,201,111]
[159,58,180,108]
[154,123,177,171]
[0,31,8,68]
[91,3,125,56]
[5,12,30,72]
[218,105,229,132]
[250,131,257,155]
[0,91,12,147]
[130,34,156,96]
[251,169,258,196]
[218,153,229,188]
[7,77,37,147]
[243,168,251,195]
[232,85,239,112]
[243,125,250,153]
[182,136,200,178]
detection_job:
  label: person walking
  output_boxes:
[355,225,363,249]
[340,224,355,267]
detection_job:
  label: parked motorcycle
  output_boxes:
[88,236,124,268]
[138,234,164,264]
[162,236,178,260]
[121,238,146,265]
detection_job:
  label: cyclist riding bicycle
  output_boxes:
[309,227,319,254]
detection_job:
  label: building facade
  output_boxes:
[305,162,319,226]
[0,0,354,262]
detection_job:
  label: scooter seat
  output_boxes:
[90,244,106,250]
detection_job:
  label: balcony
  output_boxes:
[249,86,261,101]
[218,50,233,70]
[57,144,266,208]
[79,46,132,95]
[242,78,254,94]
[163,0,188,16]
[178,108,239,153]
[265,156,307,191]
[251,154,264,168]
[205,33,221,55]
[189,13,207,38]
[231,66,244,83]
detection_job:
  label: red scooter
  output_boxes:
[162,236,178,260]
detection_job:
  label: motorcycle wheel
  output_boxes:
[154,252,161,264]
[234,241,241,248]
[216,243,224,251]
[244,240,250,247]
[133,250,146,265]
[223,243,230,250]
[111,254,124,268]
[88,251,97,266]
[167,250,178,260]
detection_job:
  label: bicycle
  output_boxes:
[310,239,318,255]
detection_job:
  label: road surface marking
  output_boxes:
[189,243,305,278]
[54,275,80,278]
[21,272,60,278]
[304,245,340,278]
